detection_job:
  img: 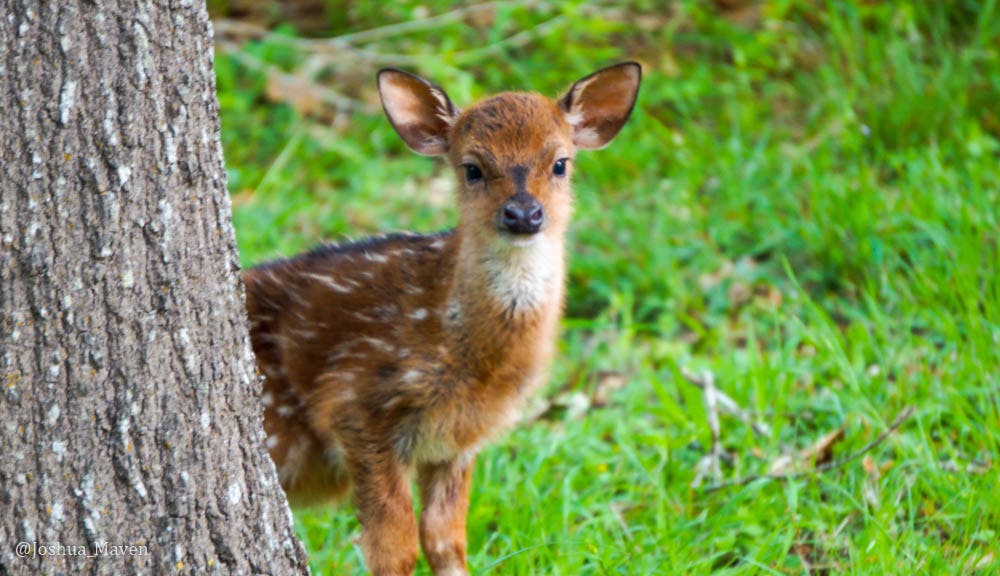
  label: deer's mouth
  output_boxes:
[506,235,540,248]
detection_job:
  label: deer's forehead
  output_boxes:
[452,93,571,160]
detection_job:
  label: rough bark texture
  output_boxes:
[0,1,309,574]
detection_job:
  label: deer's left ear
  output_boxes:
[559,62,642,150]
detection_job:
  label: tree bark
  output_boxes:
[0,1,309,574]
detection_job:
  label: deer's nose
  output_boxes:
[500,194,544,235]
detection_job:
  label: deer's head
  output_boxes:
[377,63,641,251]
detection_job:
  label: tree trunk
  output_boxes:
[0,2,309,574]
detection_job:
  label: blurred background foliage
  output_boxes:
[209,1,999,573]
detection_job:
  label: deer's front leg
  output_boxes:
[350,454,419,576]
[417,455,474,576]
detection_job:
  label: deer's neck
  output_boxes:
[444,229,567,383]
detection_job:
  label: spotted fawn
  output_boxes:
[243,63,641,575]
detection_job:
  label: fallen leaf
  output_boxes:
[862,454,880,508]
[862,454,877,475]
[973,552,996,572]
[802,427,845,466]
[591,370,626,407]
[769,427,845,475]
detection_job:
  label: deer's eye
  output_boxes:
[464,164,483,183]
[553,158,568,177]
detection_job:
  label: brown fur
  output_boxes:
[243,63,641,576]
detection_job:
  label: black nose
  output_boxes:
[501,194,544,235]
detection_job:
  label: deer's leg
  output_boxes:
[350,454,419,576]
[417,455,474,576]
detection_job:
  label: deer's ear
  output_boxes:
[559,62,641,150]
[377,68,457,156]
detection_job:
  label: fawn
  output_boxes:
[242,63,641,575]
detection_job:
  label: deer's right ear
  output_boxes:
[377,69,457,156]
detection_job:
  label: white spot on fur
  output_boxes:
[289,328,316,340]
[286,289,311,309]
[263,365,286,380]
[444,300,463,325]
[352,311,376,322]
[365,252,388,263]
[402,369,421,383]
[259,333,290,347]
[409,308,428,320]
[360,336,394,353]
[265,435,279,450]
[279,438,310,484]
[337,387,357,403]
[276,405,295,417]
[328,341,370,363]
[261,392,274,407]
[303,272,353,293]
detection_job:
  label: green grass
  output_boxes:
[215,1,1000,573]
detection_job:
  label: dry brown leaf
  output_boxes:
[466,5,496,29]
[862,454,877,475]
[727,280,752,308]
[540,391,590,421]
[973,552,996,572]
[769,427,845,475]
[805,428,845,465]
[697,259,735,291]
[591,370,627,407]
[522,368,629,425]
[768,454,794,475]
[764,285,783,308]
